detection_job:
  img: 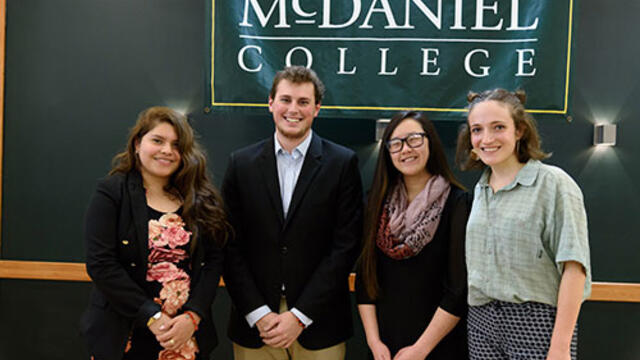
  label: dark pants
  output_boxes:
[468,301,578,360]
[122,327,203,360]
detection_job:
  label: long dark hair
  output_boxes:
[358,111,464,299]
[110,106,231,248]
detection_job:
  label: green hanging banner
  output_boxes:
[207,0,576,119]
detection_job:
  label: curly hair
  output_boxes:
[456,88,550,171]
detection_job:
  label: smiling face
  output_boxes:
[468,100,523,170]
[388,118,430,180]
[135,122,181,183]
[269,79,321,142]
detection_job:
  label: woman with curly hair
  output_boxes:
[457,89,591,360]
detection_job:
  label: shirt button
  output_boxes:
[201,262,205,266]
[281,246,288,255]
[122,240,129,245]
[130,262,136,267]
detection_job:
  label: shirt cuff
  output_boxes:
[245,305,272,328]
[290,307,313,327]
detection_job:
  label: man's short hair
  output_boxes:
[269,66,326,105]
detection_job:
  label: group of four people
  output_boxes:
[80,66,591,360]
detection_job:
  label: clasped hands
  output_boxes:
[256,311,304,349]
[148,312,200,351]
[369,339,427,360]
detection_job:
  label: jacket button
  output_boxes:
[122,240,129,245]
[200,262,205,266]
[280,246,288,255]
[130,262,136,267]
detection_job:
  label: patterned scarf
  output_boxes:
[376,175,451,260]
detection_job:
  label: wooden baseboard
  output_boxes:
[0,260,91,282]
[588,282,640,303]
[0,260,638,303]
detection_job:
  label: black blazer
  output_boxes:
[222,134,363,349]
[80,171,224,360]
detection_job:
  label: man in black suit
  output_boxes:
[222,66,363,359]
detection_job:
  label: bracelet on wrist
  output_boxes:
[296,318,306,329]
[184,311,199,331]
[147,311,162,327]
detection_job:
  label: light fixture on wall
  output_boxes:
[593,123,617,146]
[376,119,390,142]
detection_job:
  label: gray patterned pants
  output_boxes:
[468,301,578,360]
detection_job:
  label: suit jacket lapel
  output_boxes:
[258,137,285,225]
[127,171,150,266]
[284,134,323,229]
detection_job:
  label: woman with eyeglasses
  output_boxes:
[356,111,470,360]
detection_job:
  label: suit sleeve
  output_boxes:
[221,153,269,315]
[84,179,160,325]
[183,232,224,320]
[438,189,471,317]
[292,153,363,320]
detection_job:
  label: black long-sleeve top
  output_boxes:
[356,186,470,359]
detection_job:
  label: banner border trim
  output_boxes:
[563,0,574,113]
[210,0,215,106]
[210,102,567,114]
[210,0,574,116]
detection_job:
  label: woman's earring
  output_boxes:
[516,140,521,154]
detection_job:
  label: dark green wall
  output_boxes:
[1,0,638,359]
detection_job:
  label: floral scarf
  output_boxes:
[376,175,451,260]
[144,213,199,360]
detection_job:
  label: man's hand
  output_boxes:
[261,311,304,348]
[256,312,278,337]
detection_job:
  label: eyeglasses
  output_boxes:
[386,132,427,153]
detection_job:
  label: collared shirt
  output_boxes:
[466,159,592,307]
[274,130,313,217]
[245,131,314,329]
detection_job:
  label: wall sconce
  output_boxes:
[593,123,617,146]
[376,119,390,142]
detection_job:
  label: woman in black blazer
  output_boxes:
[80,107,230,360]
